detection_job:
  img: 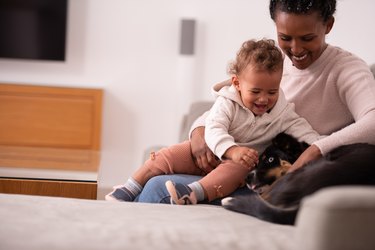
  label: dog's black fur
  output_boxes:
[222,133,375,225]
[246,133,309,190]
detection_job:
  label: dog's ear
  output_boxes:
[272,133,300,151]
[272,133,309,163]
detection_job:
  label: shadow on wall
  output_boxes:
[97,89,137,200]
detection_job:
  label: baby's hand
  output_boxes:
[224,146,258,169]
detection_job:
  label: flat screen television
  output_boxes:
[0,0,68,61]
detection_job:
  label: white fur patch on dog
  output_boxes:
[221,197,234,206]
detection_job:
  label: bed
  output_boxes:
[1,186,375,250]
[0,193,294,250]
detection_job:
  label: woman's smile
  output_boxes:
[290,52,309,68]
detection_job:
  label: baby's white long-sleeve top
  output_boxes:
[205,82,322,159]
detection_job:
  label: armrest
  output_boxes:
[370,63,375,78]
[179,101,213,142]
[294,186,375,250]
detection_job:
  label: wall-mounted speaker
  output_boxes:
[179,19,196,55]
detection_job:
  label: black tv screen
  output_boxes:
[0,0,68,61]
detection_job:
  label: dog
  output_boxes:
[246,133,308,192]
[222,133,375,225]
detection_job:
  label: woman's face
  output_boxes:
[274,11,334,69]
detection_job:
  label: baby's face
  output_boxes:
[234,66,282,116]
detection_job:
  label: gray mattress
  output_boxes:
[0,193,294,250]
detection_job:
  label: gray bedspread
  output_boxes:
[0,193,294,250]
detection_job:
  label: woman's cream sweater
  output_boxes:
[281,45,375,154]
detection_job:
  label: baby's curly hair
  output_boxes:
[269,0,336,22]
[228,39,283,76]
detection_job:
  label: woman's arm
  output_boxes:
[190,126,220,173]
[314,64,375,155]
[288,144,322,172]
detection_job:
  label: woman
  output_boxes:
[135,0,375,204]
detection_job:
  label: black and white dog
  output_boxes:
[222,133,375,225]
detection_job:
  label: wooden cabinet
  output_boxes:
[0,178,97,200]
[0,83,102,199]
[0,146,100,199]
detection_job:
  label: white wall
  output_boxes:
[0,0,374,198]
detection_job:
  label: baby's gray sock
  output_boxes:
[188,182,205,202]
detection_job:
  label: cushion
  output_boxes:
[294,186,375,250]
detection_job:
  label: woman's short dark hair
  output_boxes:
[269,0,336,22]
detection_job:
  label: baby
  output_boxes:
[106,39,323,205]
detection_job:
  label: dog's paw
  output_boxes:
[221,195,256,216]
[221,197,235,207]
[222,193,298,225]
[221,197,240,212]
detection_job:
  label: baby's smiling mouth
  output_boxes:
[254,103,268,112]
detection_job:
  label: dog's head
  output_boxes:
[246,133,309,191]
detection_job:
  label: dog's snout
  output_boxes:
[246,170,257,186]
[247,170,256,180]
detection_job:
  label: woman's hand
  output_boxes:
[224,146,259,170]
[288,144,322,173]
[190,127,220,174]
